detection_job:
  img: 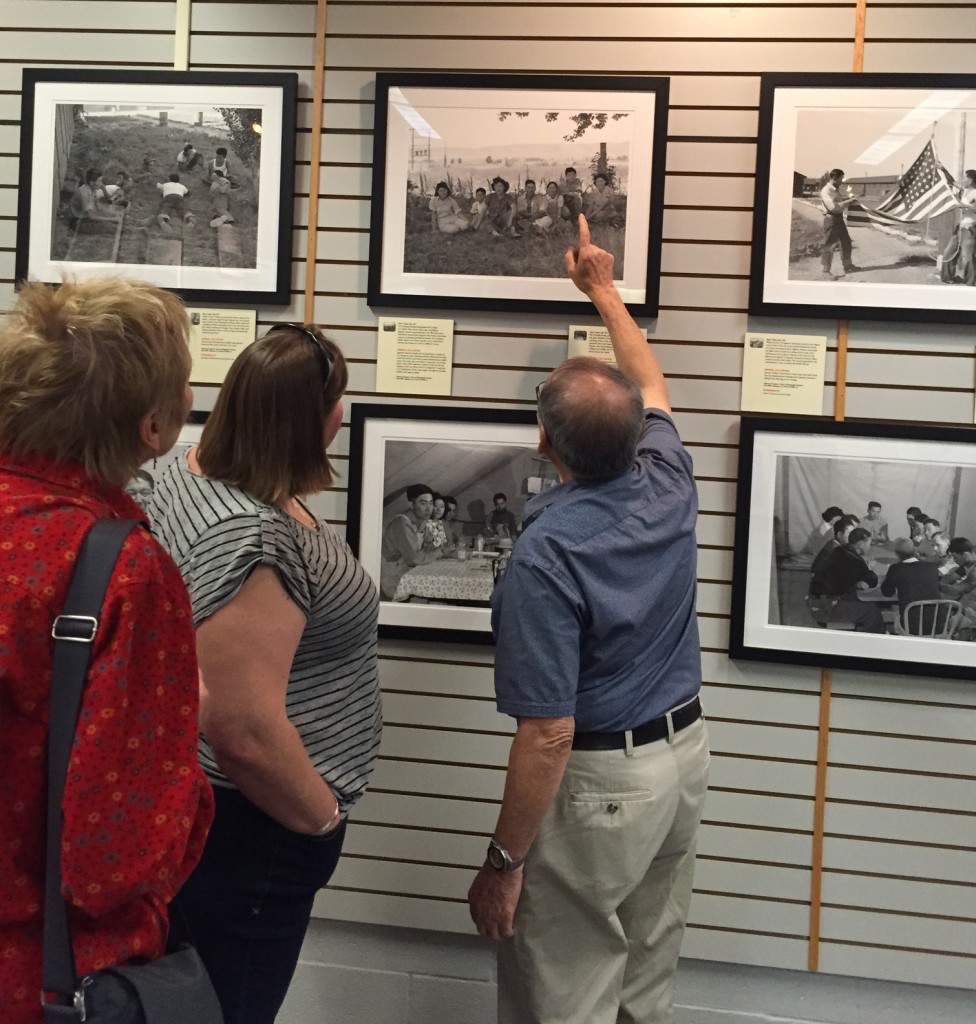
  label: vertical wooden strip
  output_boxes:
[852,0,867,73]
[810,0,865,971]
[808,667,832,972]
[834,322,849,424]
[173,0,192,71]
[305,0,329,323]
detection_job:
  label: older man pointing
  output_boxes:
[468,216,709,1024]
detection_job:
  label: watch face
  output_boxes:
[487,843,506,870]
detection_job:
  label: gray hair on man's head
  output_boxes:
[537,357,644,482]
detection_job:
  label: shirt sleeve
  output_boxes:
[821,185,843,213]
[385,515,440,568]
[638,409,695,481]
[859,560,879,588]
[60,533,214,918]
[492,557,584,718]
[186,511,311,625]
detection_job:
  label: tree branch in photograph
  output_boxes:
[495,110,630,141]
[217,107,262,173]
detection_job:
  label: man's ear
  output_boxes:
[538,421,551,456]
[138,409,164,458]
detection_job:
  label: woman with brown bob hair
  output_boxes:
[147,324,382,1024]
[0,278,213,1024]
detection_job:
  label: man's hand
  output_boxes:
[564,215,615,299]
[468,863,523,941]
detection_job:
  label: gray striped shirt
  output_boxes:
[148,453,381,812]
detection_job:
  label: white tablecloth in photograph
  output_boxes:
[393,557,496,603]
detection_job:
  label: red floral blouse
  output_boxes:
[0,453,213,1023]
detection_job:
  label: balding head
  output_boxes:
[537,357,644,482]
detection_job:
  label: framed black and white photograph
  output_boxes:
[749,73,976,325]
[16,69,297,307]
[346,403,548,643]
[367,72,669,317]
[729,415,976,681]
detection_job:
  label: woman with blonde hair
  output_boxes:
[0,278,213,1024]
[148,323,381,1024]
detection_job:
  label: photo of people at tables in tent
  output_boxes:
[377,438,553,606]
[772,453,976,641]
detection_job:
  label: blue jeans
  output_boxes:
[170,786,346,1024]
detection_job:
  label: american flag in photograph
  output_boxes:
[856,140,958,225]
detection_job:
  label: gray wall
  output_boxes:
[1,1,973,1019]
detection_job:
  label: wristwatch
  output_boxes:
[487,838,524,873]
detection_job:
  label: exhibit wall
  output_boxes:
[0,0,973,1000]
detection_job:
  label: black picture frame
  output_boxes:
[367,72,669,317]
[16,69,297,307]
[749,73,976,325]
[346,402,544,644]
[730,414,976,682]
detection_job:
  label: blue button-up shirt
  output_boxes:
[491,410,701,732]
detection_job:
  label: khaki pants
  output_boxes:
[498,716,709,1024]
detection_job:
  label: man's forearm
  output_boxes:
[565,217,670,410]
[493,716,574,860]
[590,285,661,381]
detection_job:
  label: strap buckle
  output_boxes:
[51,615,98,644]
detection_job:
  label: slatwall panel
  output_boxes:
[306,0,976,990]
[1,0,973,991]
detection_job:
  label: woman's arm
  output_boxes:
[196,564,340,834]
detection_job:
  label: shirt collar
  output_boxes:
[0,450,148,522]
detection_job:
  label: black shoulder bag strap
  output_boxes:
[42,519,139,1021]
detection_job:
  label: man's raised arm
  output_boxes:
[564,215,670,413]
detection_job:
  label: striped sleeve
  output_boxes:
[185,512,312,625]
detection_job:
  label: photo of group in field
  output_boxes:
[368,74,668,316]
[404,142,628,281]
[16,70,296,306]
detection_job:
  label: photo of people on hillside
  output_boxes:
[51,103,260,271]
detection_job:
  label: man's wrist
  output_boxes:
[487,838,525,873]
[587,282,620,307]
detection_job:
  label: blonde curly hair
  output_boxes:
[0,278,191,486]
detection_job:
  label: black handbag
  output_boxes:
[41,519,223,1024]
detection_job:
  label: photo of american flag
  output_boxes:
[856,140,958,225]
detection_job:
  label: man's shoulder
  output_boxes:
[637,409,693,471]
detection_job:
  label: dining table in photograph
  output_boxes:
[392,553,498,604]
